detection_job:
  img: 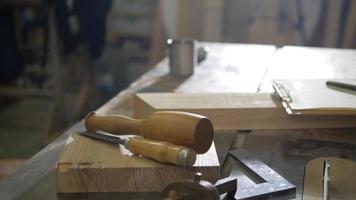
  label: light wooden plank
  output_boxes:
[260,46,356,92]
[174,43,275,93]
[134,93,356,130]
[56,134,220,193]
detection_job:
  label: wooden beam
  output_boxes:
[134,93,356,130]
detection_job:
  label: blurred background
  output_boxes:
[0,0,355,180]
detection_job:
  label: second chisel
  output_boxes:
[78,132,197,166]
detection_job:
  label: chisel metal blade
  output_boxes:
[78,132,126,145]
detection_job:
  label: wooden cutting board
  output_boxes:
[134,93,356,130]
[56,133,220,193]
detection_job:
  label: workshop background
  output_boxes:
[0,0,355,180]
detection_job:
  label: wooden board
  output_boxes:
[303,158,356,200]
[134,93,356,130]
[259,46,356,92]
[273,79,356,115]
[56,133,220,193]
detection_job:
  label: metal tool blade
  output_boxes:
[79,132,126,145]
[229,149,296,200]
[323,159,330,200]
[214,177,237,199]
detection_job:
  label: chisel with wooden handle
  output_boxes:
[84,111,214,154]
[79,132,197,166]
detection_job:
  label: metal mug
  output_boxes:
[167,38,197,77]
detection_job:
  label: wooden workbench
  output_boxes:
[0,43,355,200]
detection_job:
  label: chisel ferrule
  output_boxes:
[177,148,197,166]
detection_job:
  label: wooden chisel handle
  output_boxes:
[85,112,143,134]
[126,136,197,166]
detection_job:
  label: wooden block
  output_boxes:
[134,93,356,130]
[56,134,220,193]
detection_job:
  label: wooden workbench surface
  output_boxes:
[1,43,356,200]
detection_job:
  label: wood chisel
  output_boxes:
[79,132,197,166]
[84,111,214,154]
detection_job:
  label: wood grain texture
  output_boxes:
[56,134,219,193]
[134,93,356,130]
